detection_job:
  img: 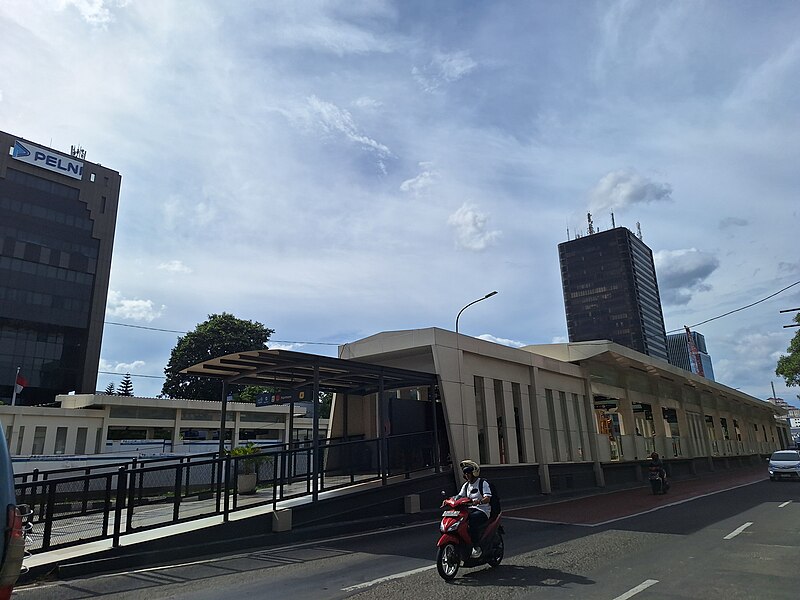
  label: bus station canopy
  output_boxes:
[180,348,437,396]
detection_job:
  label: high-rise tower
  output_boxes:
[558,226,669,361]
[0,131,121,404]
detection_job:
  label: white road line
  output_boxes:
[612,579,659,600]
[341,565,435,591]
[724,522,753,539]
[779,501,791,508]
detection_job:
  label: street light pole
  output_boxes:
[456,291,498,336]
[454,291,498,463]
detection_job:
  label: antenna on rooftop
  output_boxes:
[566,226,570,240]
[587,212,595,235]
[636,221,643,240]
[611,212,616,228]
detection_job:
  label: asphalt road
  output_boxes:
[15,477,800,600]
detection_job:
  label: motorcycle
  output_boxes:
[436,496,504,581]
[649,470,669,495]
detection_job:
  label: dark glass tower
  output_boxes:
[558,227,669,361]
[0,131,121,404]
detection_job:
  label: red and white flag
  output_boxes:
[14,374,27,395]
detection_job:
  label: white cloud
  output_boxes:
[305,95,391,157]
[99,358,146,373]
[106,290,165,322]
[353,96,383,110]
[57,0,123,26]
[719,217,748,229]
[157,260,192,274]
[590,169,672,213]
[551,336,569,344]
[654,248,720,306]
[400,162,438,195]
[477,334,527,348]
[413,50,478,92]
[447,203,501,251]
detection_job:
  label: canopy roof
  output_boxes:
[181,348,437,396]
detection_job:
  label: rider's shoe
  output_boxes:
[471,546,482,558]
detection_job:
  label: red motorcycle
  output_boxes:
[436,496,504,580]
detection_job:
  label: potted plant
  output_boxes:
[231,443,263,494]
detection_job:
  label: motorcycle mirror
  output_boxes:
[441,490,447,496]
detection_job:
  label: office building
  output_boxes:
[558,227,669,361]
[666,330,715,381]
[0,131,121,405]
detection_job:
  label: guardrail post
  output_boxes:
[112,466,128,548]
[41,481,56,551]
[173,462,183,522]
[126,462,137,531]
[81,468,90,514]
[223,453,231,522]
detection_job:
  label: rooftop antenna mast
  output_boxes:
[636,221,643,240]
[611,212,615,228]
[587,212,595,235]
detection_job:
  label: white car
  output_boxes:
[768,450,800,481]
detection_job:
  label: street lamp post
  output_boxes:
[454,291,498,462]
[456,291,498,336]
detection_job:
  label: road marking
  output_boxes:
[341,565,435,591]
[779,501,791,508]
[508,478,765,528]
[724,522,753,539]
[612,579,659,599]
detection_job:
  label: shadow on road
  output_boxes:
[449,564,595,589]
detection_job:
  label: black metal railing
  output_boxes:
[16,432,443,553]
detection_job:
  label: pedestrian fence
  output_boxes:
[16,432,441,553]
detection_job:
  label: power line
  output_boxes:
[103,321,341,345]
[666,279,800,334]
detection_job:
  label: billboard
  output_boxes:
[255,389,308,407]
[11,140,84,180]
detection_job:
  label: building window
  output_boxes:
[474,376,488,464]
[545,389,560,461]
[90,173,96,182]
[512,382,526,463]
[15,426,25,455]
[559,391,573,462]
[32,426,47,455]
[75,427,88,455]
[54,427,68,454]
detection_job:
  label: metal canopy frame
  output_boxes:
[181,349,441,500]
[180,348,437,396]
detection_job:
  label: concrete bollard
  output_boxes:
[272,508,292,532]
[404,494,420,514]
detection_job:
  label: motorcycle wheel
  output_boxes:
[436,543,460,581]
[487,535,504,568]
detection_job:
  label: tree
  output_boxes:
[161,313,274,400]
[118,374,134,397]
[103,382,116,395]
[776,314,800,387]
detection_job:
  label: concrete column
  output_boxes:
[581,369,605,488]
[528,366,552,494]
[172,408,182,451]
[517,383,535,463]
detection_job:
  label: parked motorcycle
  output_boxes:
[436,496,504,581]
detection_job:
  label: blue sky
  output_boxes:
[2,1,799,404]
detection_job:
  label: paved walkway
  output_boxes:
[507,466,767,526]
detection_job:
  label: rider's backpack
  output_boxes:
[476,477,501,520]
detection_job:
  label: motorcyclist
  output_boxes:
[448,459,491,558]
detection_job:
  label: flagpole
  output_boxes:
[11,366,20,407]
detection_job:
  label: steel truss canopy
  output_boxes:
[180,348,437,395]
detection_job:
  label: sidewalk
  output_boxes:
[507,466,767,526]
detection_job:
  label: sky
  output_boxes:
[1,0,799,404]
